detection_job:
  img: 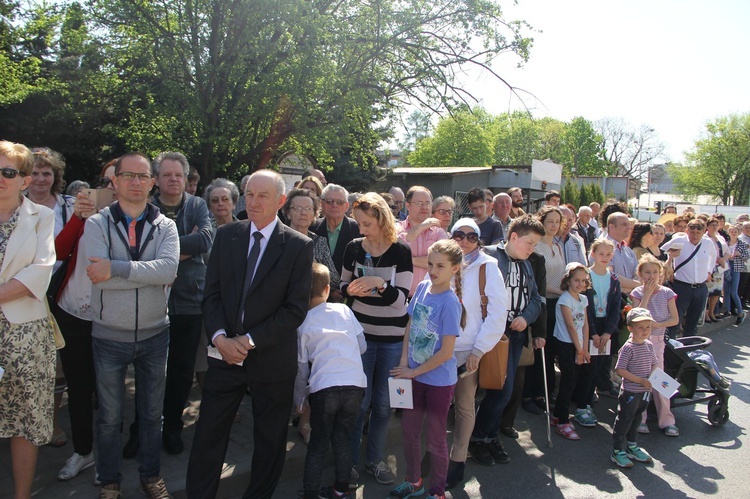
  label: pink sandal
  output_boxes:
[556,423,580,440]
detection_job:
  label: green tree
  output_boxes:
[673,114,750,205]
[408,108,493,167]
[559,116,606,175]
[490,111,540,165]
[560,178,580,208]
[86,0,533,180]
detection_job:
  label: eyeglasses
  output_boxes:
[323,198,346,206]
[289,206,315,213]
[409,201,431,208]
[116,172,153,182]
[98,177,113,188]
[452,230,479,243]
[393,200,404,207]
[353,200,380,218]
[688,225,705,231]
[0,167,25,179]
[389,205,398,210]
[434,209,454,216]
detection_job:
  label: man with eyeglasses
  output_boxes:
[122,152,212,458]
[492,192,514,242]
[388,186,407,221]
[398,185,448,297]
[662,220,718,336]
[312,183,361,295]
[82,152,179,498]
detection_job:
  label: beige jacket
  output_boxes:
[0,197,55,324]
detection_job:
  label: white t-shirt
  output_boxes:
[554,291,589,345]
[297,302,367,394]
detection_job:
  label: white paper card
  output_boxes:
[388,377,413,409]
[649,368,680,399]
[589,339,611,356]
[0,365,4,381]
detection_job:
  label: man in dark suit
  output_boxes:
[186,170,314,499]
[573,205,598,252]
[312,183,360,299]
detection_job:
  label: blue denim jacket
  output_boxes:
[484,243,542,328]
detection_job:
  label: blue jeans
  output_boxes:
[93,329,169,485]
[726,269,742,315]
[350,339,402,466]
[472,329,525,442]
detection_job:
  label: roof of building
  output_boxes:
[390,166,492,175]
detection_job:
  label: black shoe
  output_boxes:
[500,427,519,439]
[487,439,510,464]
[522,398,542,415]
[163,431,184,455]
[735,312,746,327]
[468,441,495,466]
[535,397,548,411]
[445,460,465,490]
[122,431,138,459]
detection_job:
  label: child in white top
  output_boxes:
[552,262,590,440]
[295,263,367,499]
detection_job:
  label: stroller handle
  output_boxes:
[669,335,712,352]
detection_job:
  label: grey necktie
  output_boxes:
[234,231,263,335]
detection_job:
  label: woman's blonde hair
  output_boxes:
[0,140,34,176]
[352,192,398,243]
[428,239,467,329]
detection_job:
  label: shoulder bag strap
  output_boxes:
[673,242,702,274]
[479,263,488,320]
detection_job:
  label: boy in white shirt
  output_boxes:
[295,263,367,499]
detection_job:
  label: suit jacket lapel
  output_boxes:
[248,222,285,294]
[230,221,251,302]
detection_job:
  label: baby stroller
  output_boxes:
[664,336,730,426]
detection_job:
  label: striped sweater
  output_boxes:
[340,238,413,342]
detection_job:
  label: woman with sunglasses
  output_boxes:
[432,196,456,232]
[341,192,413,486]
[0,141,57,498]
[445,218,506,489]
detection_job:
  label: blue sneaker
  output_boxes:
[626,444,652,463]
[611,450,634,468]
[389,479,424,498]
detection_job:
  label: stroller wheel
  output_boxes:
[707,399,729,426]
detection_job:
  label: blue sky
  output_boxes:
[458,0,750,164]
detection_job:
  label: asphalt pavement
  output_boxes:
[1,317,747,498]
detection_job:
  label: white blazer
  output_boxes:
[0,197,55,324]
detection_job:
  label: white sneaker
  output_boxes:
[58,452,95,480]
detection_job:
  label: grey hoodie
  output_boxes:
[83,202,179,342]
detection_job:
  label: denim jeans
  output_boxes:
[350,339,403,466]
[93,329,169,485]
[472,328,525,442]
[726,269,743,315]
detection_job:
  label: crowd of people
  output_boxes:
[0,140,743,499]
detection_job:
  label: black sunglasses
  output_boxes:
[98,177,113,188]
[1,167,25,179]
[452,230,479,243]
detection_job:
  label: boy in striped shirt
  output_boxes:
[611,308,658,468]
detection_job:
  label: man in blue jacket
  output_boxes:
[469,215,544,466]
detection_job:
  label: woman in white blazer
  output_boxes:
[446,218,507,489]
[0,141,56,499]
